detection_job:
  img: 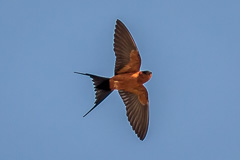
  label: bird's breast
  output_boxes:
[109,73,140,91]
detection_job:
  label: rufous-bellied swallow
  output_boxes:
[75,19,152,140]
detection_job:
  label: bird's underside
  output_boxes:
[75,19,152,141]
[113,19,151,140]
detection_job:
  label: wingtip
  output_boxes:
[116,19,123,25]
[137,132,146,141]
[139,135,146,141]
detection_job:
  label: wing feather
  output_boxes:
[114,19,141,75]
[118,89,149,140]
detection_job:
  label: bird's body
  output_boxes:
[110,71,151,105]
[75,19,152,140]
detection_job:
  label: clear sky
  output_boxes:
[1,0,240,159]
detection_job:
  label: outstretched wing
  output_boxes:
[118,86,149,140]
[114,19,141,75]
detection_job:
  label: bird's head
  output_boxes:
[139,71,152,83]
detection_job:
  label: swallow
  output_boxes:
[75,19,152,140]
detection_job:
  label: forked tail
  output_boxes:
[74,72,113,117]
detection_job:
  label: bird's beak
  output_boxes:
[148,72,152,79]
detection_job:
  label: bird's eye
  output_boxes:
[142,71,149,75]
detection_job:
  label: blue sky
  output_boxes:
[1,0,240,159]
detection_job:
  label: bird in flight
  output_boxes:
[75,19,152,140]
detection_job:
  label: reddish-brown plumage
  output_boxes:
[109,71,151,105]
[75,19,152,140]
